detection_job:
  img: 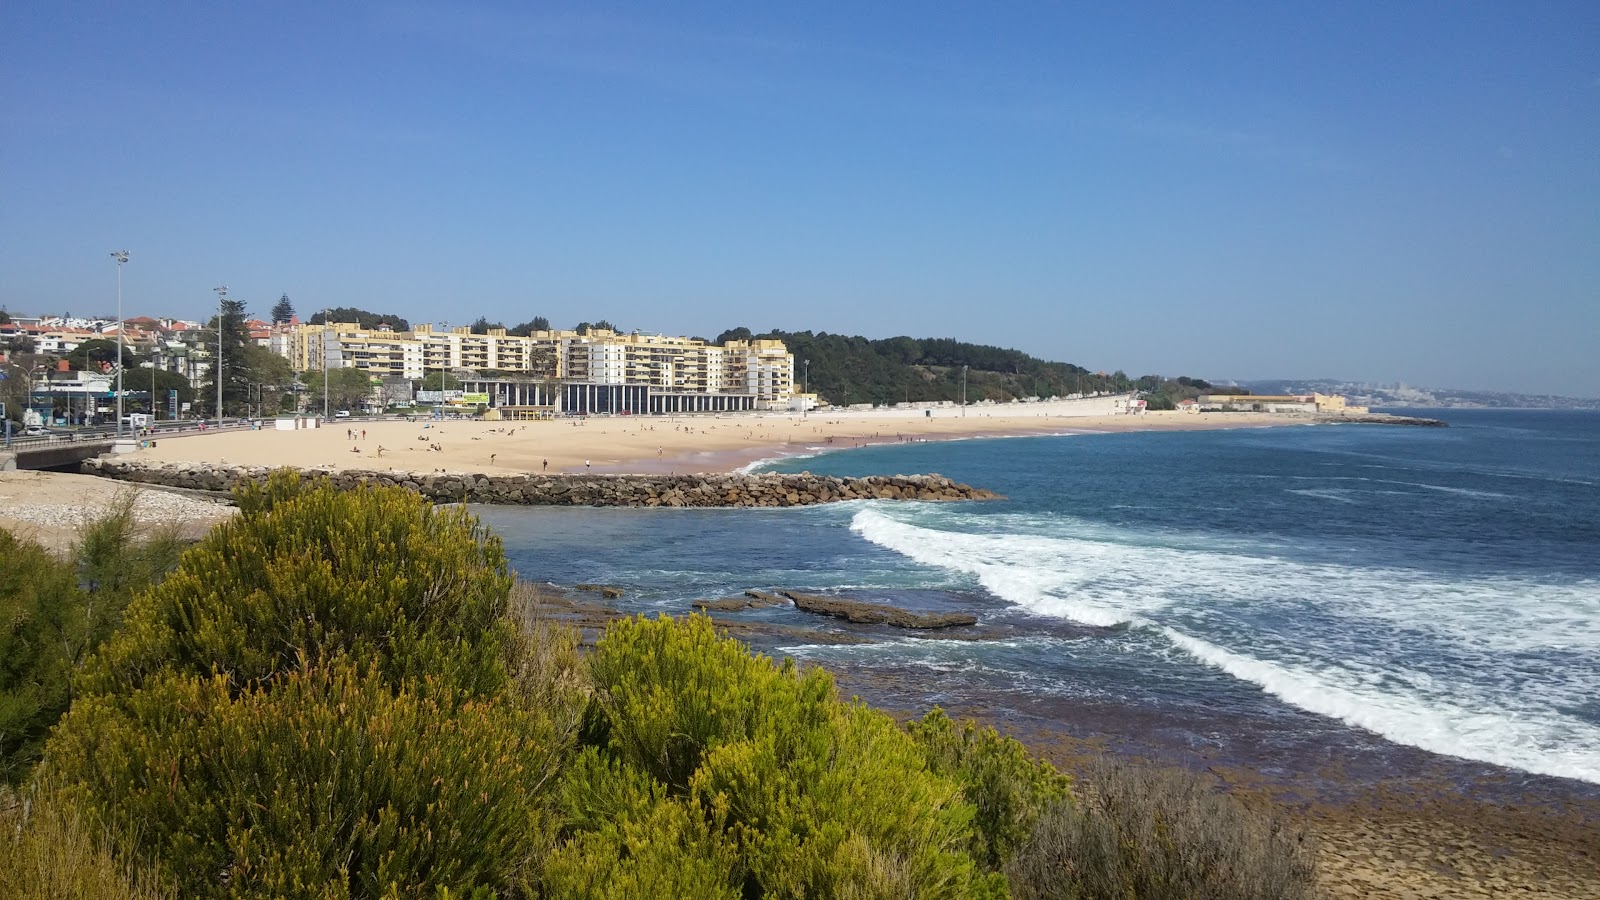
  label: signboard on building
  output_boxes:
[459,393,489,405]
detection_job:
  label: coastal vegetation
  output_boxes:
[715,327,1135,406]
[2,474,1318,898]
[307,307,411,330]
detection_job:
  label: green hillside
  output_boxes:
[717,328,1134,406]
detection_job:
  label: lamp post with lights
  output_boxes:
[111,251,129,435]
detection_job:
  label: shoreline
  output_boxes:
[107,405,1345,479]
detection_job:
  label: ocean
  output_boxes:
[476,409,1600,797]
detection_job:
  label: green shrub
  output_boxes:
[1005,757,1318,900]
[581,614,1002,899]
[73,489,186,602]
[545,746,741,899]
[2,494,185,785]
[78,472,515,701]
[910,708,1072,868]
[0,530,80,784]
[0,779,173,900]
[48,659,562,899]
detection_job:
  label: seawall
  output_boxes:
[82,457,1002,507]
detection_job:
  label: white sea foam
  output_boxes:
[1162,627,1600,784]
[850,507,1600,783]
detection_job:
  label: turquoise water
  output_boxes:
[478,410,1600,788]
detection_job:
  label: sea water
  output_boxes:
[478,410,1600,790]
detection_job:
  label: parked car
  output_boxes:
[335,410,351,418]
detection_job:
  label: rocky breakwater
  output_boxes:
[82,457,1002,508]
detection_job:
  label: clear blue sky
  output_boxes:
[3,2,1596,395]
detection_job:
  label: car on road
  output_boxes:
[335,410,351,418]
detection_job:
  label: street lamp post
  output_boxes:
[802,359,809,416]
[435,321,449,420]
[213,285,227,422]
[111,251,129,435]
[962,365,968,416]
[322,308,330,418]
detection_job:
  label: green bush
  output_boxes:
[78,472,515,701]
[1005,757,1318,900]
[1,493,184,785]
[46,475,578,898]
[49,659,560,898]
[0,779,173,900]
[0,530,80,784]
[581,614,1003,898]
[545,746,741,899]
[910,708,1072,868]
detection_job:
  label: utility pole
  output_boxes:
[111,251,129,435]
[214,285,227,422]
[803,358,809,416]
[962,365,968,416]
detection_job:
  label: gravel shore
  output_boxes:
[0,470,233,552]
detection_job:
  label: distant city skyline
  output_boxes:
[3,3,1596,397]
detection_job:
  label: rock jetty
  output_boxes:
[81,458,1002,508]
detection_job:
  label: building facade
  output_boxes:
[281,323,795,411]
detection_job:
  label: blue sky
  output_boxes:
[3,2,1596,395]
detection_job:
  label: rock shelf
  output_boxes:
[81,458,1003,508]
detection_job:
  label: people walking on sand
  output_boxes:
[361,429,366,440]
[585,459,591,471]
[377,445,385,458]
[490,453,496,465]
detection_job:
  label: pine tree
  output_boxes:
[269,294,295,324]
[199,298,251,417]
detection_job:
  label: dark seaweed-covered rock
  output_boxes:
[780,591,977,629]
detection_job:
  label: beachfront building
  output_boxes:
[280,322,795,414]
[1197,392,1367,414]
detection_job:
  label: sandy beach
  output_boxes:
[120,399,1311,476]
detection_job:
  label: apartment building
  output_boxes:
[282,322,795,410]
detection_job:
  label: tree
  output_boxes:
[307,307,410,331]
[198,298,251,417]
[0,308,11,324]
[508,316,551,336]
[241,344,295,414]
[300,366,373,412]
[67,338,145,372]
[269,294,295,325]
[575,320,616,335]
[136,367,194,418]
[418,370,463,392]
[469,317,506,334]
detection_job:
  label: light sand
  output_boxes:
[122,400,1310,476]
[0,470,234,553]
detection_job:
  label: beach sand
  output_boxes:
[122,400,1308,476]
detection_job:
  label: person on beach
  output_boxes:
[490,453,496,465]
[542,458,548,472]
[585,459,591,471]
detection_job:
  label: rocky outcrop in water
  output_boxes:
[780,591,979,629]
[81,458,1002,507]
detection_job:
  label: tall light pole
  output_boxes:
[962,365,968,416]
[802,358,809,416]
[111,251,129,435]
[322,308,330,418]
[213,285,227,422]
[435,320,449,420]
